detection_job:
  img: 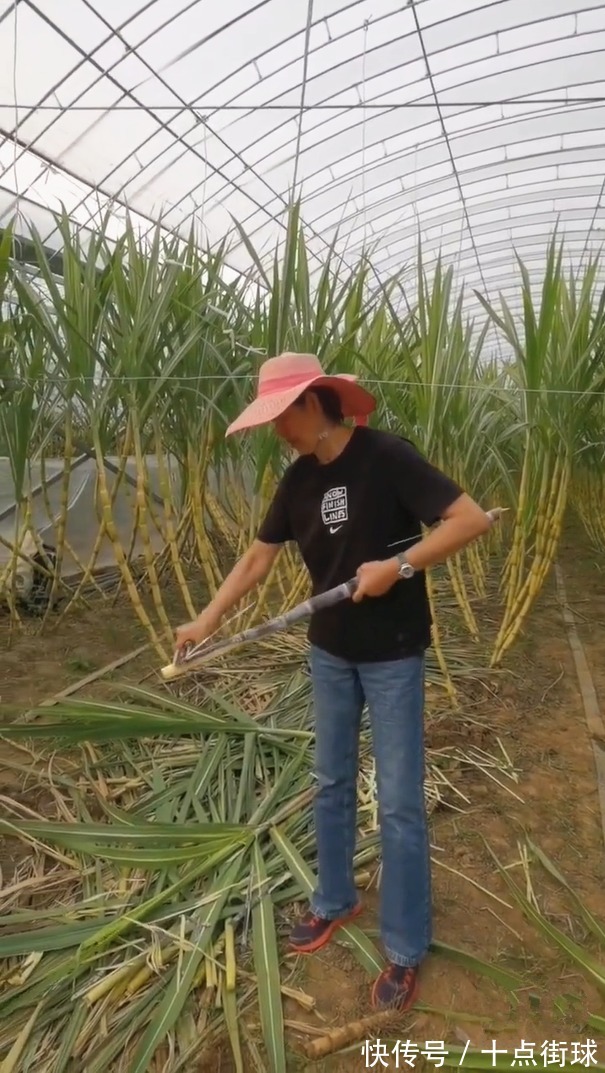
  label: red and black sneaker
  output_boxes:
[288,903,362,954]
[371,963,419,1011]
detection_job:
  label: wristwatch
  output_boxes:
[396,552,415,579]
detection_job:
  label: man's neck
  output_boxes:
[314,425,355,464]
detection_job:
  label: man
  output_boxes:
[175,352,491,1011]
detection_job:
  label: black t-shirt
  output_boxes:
[256,426,463,662]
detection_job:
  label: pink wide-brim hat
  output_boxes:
[225,352,376,436]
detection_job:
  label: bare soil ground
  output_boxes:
[1,526,604,1072]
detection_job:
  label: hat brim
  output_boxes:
[225,374,376,436]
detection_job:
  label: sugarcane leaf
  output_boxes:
[50,1001,88,1073]
[484,839,605,995]
[251,838,287,1073]
[0,818,247,845]
[223,982,245,1073]
[525,837,605,947]
[77,977,169,1073]
[0,949,95,1017]
[249,747,309,828]
[127,847,248,1073]
[0,718,259,742]
[0,1002,44,1073]
[338,924,384,974]
[78,838,252,957]
[114,682,262,728]
[414,1002,510,1027]
[0,921,107,957]
[429,939,524,991]
[42,841,244,868]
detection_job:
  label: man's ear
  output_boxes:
[306,391,321,418]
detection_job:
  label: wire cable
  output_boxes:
[3,374,605,397]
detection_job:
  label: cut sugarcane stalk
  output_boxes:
[160,508,507,680]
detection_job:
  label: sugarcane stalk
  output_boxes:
[493,448,543,651]
[124,943,179,998]
[446,553,479,640]
[84,959,147,1006]
[532,454,561,560]
[246,464,277,547]
[39,412,71,619]
[92,435,167,659]
[465,540,486,598]
[500,444,533,598]
[131,415,173,636]
[35,458,102,611]
[164,499,196,567]
[204,492,240,556]
[2,497,33,627]
[305,1008,403,1058]
[0,513,33,598]
[186,443,222,597]
[224,920,236,991]
[575,475,605,550]
[574,475,603,550]
[153,424,197,620]
[490,467,569,665]
[425,567,458,705]
[53,429,134,620]
[1,503,64,627]
[111,493,142,604]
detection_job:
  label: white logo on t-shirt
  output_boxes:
[321,486,348,534]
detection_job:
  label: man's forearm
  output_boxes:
[400,512,491,573]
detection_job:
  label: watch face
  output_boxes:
[399,562,414,578]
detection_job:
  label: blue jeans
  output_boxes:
[308,644,431,967]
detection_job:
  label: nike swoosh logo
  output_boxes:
[329,525,343,534]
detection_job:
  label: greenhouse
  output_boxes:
[1,2,605,1070]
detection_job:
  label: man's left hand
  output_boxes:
[351,559,399,602]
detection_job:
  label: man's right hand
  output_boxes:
[174,609,222,654]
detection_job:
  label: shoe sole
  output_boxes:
[288,902,363,954]
[370,972,419,1011]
